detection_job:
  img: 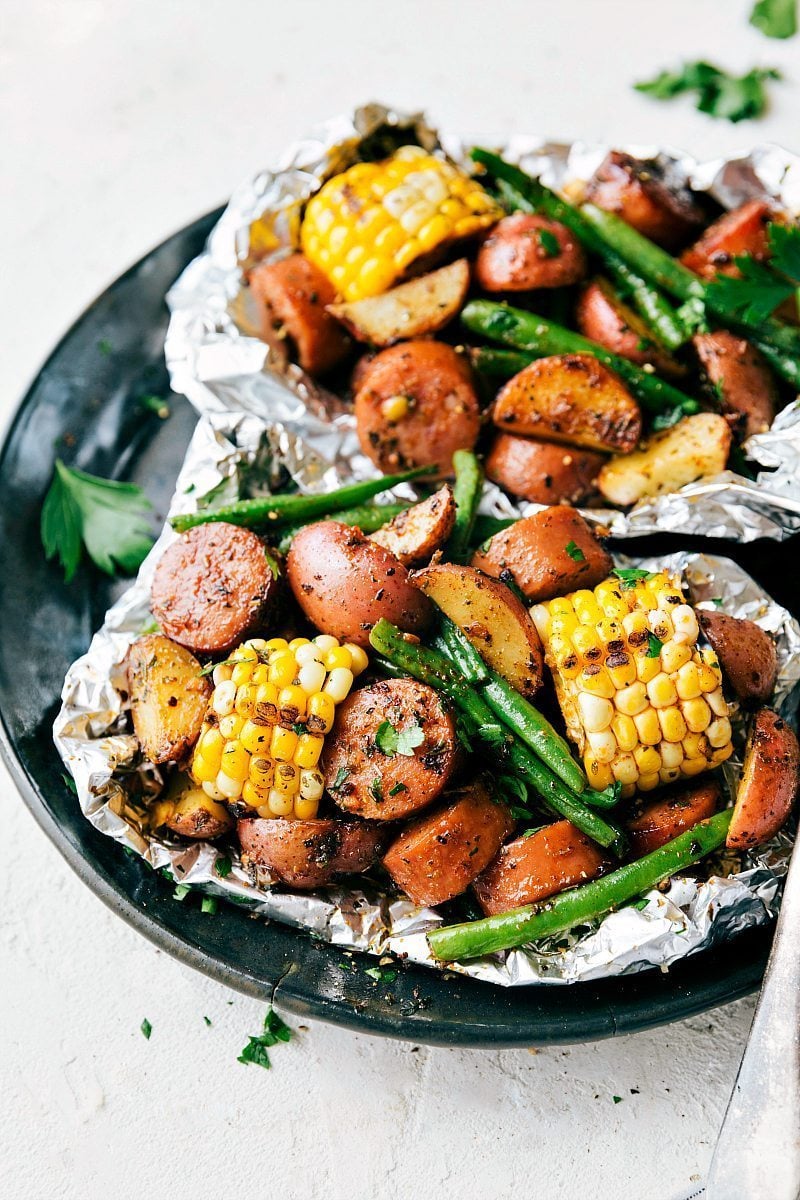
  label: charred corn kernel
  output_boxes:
[269,652,297,688]
[265,637,288,653]
[648,609,674,642]
[661,640,692,674]
[192,754,216,784]
[301,148,501,300]
[682,697,711,734]
[586,729,618,764]
[314,634,339,652]
[221,742,250,782]
[211,680,236,717]
[298,660,327,695]
[324,646,352,672]
[242,780,266,809]
[278,685,307,723]
[578,693,614,733]
[572,625,603,664]
[295,642,324,666]
[231,661,254,688]
[381,395,410,424]
[654,586,683,609]
[647,673,678,709]
[660,767,683,785]
[234,684,257,718]
[325,667,354,703]
[612,754,639,786]
[299,768,325,801]
[634,745,662,775]
[636,653,662,684]
[660,741,685,769]
[683,733,708,759]
[615,682,648,717]
[585,757,614,790]
[294,733,324,769]
[658,706,687,743]
[202,779,226,801]
[707,717,732,749]
[270,725,298,762]
[676,661,702,700]
[634,708,661,746]
[552,639,581,679]
[579,668,615,699]
[672,605,699,643]
[212,662,233,685]
[638,773,660,792]
[622,609,650,649]
[240,720,270,754]
[219,713,245,740]
[307,691,336,734]
[707,688,728,717]
[267,789,294,817]
[274,763,298,794]
[344,644,369,675]
[612,714,638,752]
[606,654,637,689]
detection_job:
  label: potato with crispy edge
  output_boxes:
[586,151,705,250]
[126,634,210,765]
[150,773,233,841]
[238,817,386,889]
[727,708,800,849]
[596,413,732,507]
[327,259,470,346]
[369,485,456,567]
[693,331,778,440]
[414,562,545,697]
[471,506,613,604]
[473,820,608,916]
[626,780,720,857]
[698,610,778,706]
[485,433,604,506]
[493,354,642,454]
[576,279,683,377]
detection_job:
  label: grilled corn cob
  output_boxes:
[531,572,733,797]
[301,146,501,301]
[191,634,368,819]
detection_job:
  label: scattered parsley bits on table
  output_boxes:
[750,0,797,39]
[140,1018,152,1040]
[634,61,782,122]
[238,1007,293,1071]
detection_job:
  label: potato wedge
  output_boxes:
[328,259,470,346]
[493,353,642,453]
[727,708,800,850]
[626,779,720,857]
[369,485,456,566]
[473,820,608,915]
[150,773,233,840]
[413,562,545,696]
[126,634,210,765]
[698,611,778,706]
[597,413,732,507]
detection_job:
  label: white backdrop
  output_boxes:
[2,3,797,1197]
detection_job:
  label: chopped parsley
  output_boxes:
[646,632,664,659]
[476,723,508,748]
[388,781,408,796]
[329,767,350,791]
[203,1016,213,1027]
[612,567,654,590]
[750,0,797,38]
[538,228,561,258]
[364,966,398,983]
[369,777,384,803]
[635,61,782,122]
[565,540,586,563]
[140,1018,152,1040]
[375,718,425,757]
[496,774,528,808]
[237,1007,293,1071]
[201,896,218,915]
[98,338,113,356]
[707,222,800,322]
[61,772,78,795]
[215,856,233,878]
[139,394,170,420]
[173,883,191,901]
[612,1095,623,1104]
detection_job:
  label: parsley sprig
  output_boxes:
[635,61,782,123]
[707,223,800,323]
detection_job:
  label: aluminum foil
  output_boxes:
[53,406,800,986]
[165,103,800,541]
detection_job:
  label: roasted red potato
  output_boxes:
[626,780,721,857]
[126,634,211,764]
[354,341,481,476]
[151,524,278,655]
[238,817,385,889]
[698,610,778,706]
[473,820,608,916]
[323,678,458,821]
[585,151,705,249]
[680,200,775,280]
[693,331,778,440]
[485,432,604,506]
[475,213,587,292]
[369,485,456,567]
[249,253,350,375]
[413,562,545,697]
[327,259,469,346]
[383,781,513,907]
[286,521,432,648]
[150,774,234,841]
[596,413,732,507]
[493,354,642,454]
[727,708,800,849]
[471,506,613,604]
[576,279,683,377]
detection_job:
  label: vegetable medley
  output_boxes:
[120,144,800,964]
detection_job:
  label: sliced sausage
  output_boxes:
[727,708,800,849]
[681,200,775,280]
[475,213,587,292]
[698,610,778,706]
[151,523,277,655]
[286,520,432,648]
[626,780,721,857]
[238,817,385,889]
[576,279,684,378]
[354,341,481,476]
[586,151,705,249]
[485,432,604,505]
[382,781,514,907]
[473,820,608,916]
[693,331,778,439]
[249,253,350,375]
[323,678,458,821]
[471,507,613,603]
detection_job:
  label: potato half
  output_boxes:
[126,634,210,764]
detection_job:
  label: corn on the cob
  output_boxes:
[191,634,368,820]
[531,572,733,798]
[300,146,501,301]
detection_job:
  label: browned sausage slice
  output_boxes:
[249,253,350,375]
[473,820,608,915]
[238,817,385,889]
[586,151,705,249]
[727,708,800,849]
[681,200,775,279]
[382,781,514,907]
[475,214,587,292]
[626,779,721,857]
[485,433,604,505]
[471,507,613,603]
[354,341,481,476]
[151,524,277,655]
[693,331,778,439]
[697,610,778,706]
[323,678,457,821]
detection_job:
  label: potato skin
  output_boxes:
[485,433,604,505]
[473,820,608,916]
[354,341,481,476]
[626,780,721,858]
[249,253,350,375]
[238,817,386,889]
[286,521,432,648]
[383,781,514,907]
[475,214,587,292]
[728,708,800,849]
[576,279,683,378]
[322,678,458,821]
[369,485,456,567]
[471,507,613,604]
[586,151,705,249]
[597,413,732,508]
[681,200,774,280]
[698,611,778,706]
[150,775,233,841]
[327,259,469,346]
[693,331,777,440]
[493,353,642,454]
[126,635,211,764]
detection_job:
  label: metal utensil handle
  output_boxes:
[705,842,800,1200]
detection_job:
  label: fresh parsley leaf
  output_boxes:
[203,1016,213,1027]
[612,1095,623,1104]
[201,896,218,915]
[750,0,797,39]
[388,781,408,796]
[496,774,528,807]
[237,1006,293,1070]
[521,824,550,839]
[330,767,350,791]
[264,549,281,581]
[565,540,586,563]
[215,856,233,878]
[476,723,508,748]
[635,61,781,122]
[707,255,795,323]
[646,632,664,659]
[140,1018,152,1040]
[139,394,170,419]
[41,459,154,583]
[651,406,686,432]
[612,568,653,590]
[538,228,561,258]
[98,338,113,356]
[173,883,191,901]
[365,966,398,983]
[375,718,424,757]
[61,772,78,795]
[369,777,384,803]
[769,222,800,282]
[711,597,724,609]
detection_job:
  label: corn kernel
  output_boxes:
[647,672,678,709]
[578,693,614,733]
[307,692,336,734]
[634,745,662,775]
[198,727,225,768]
[325,667,354,703]
[192,754,216,784]
[600,594,628,622]
[234,644,259,663]
[682,757,707,777]
[707,717,732,749]
[231,661,254,688]
[654,587,683,609]
[681,697,711,733]
[584,757,614,790]
[648,609,674,641]
[634,708,661,746]
[344,643,369,675]
[212,662,233,686]
[612,714,638,752]
[697,657,720,693]
[219,713,245,740]
[683,732,708,758]
[294,795,320,820]
[579,669,615,699]
[711,743,734,766]
[314,635,339,652]
[672,604,699,643]
[706,688,729,717]
[660,740,684,769]
[295,643,324,666]
[324,646,353,672]
[211,680,236,717]
[612,754,639,786]
[249,756,275,787]
[274,763,299,794]
[381,394,410,424]
[550,614,579,639]
[252,664,270,685]
[622,610,650,649]
[246,638,267,653]
[572,626,603,664]
[265,637,288,653]
[221,741,250,782]
[615,682,648,717]
[661,641,692,674]
[586,729,617,764]
[574,596,602,626]
[278,685,307,723]
[551,636,581,678]
[242,780,265,809]
[659,767,683,785]
[267,789,294,816]
[299,768,325,801]
[638,772,660,791]
[240,719,270,754]
[297,660,325,694]
[658,706,687,743]
[201,779,226,801]
[270,726,298,763]
[606,654,637,689]
[234,683,257,718]
[216,770,243,800]
[268,652,298,688]
[636,653,662,684]
[676,661,702,700]
[294,733,324,769]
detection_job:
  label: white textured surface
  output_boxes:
[2,2,797,1196]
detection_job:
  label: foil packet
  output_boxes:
[53,406,800,986]
[165,103,800,542]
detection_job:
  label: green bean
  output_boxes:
[275,503,407,554]
[447,451,485,562]
[470,346,535,380]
